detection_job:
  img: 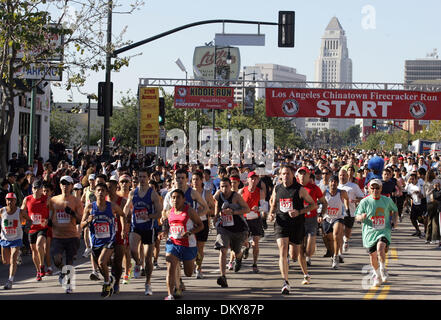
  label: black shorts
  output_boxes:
[322,219,344,234]
[92,242,115,261]
[274,220,305,245]
[367,237,390,254]
[28,228,48,244]
[195,220,209,242]
[246,218,265,238]
[410,204,424,221]
[343,216,355,228]
[132,228,157,245]
[51,238,80,264]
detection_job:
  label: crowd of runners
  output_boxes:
[1,148,441,299]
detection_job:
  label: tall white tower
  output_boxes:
[311,17,354,132]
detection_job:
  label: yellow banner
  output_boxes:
[139,87,160,146]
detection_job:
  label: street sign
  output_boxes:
[14,63,62,81]
[379,140,385,145]
[394,143,402,149]
[214,33,265,46]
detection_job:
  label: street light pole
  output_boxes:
[87,94,94,153]
[103,0,113,161]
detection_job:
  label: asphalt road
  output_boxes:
[1,211,440,301]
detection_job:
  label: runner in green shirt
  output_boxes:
[354,179,398,287]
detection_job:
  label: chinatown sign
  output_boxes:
[174,86,235,110]
[265,88,441,120]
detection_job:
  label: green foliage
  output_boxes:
[50,108,79,145]
[109,92,139,149]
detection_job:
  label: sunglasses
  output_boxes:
[120,180,130,183]
[61,181,71,186]
[370,186,380,190]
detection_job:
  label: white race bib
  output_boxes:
[327,207,339,218]
[371,216,385,230]
[56,211,71,224]
[134,208,150,223]
[32,214,42,225]
[94,222,110,239]
[169,224,184,239]
[221,213,234,227]
[246,211,259,220]
[200,214,207,221]
[279,198,293,213]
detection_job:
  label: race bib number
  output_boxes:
[56,211,71,224]
[371,216,385,230]
[246,211,259,220]
[31,214,42,225]
[327,207,339,218]
[134,208,149,223]
[200,214,207,221]
[221,213,234,227]
[169,224,184,239]
[4,226,17,236]
[279,198,293,213]
[94,222,110,239]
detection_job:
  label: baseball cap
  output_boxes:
[296,166,310,175]
[247,171,257,179]
[88,174,96,180]
[6,172,16,178]
[6,193,16,199]
[110,175,119,182]
[119,174,131,182]
[60,176,74,184]
[369,179,383,187]
[32,180,43,189]
[73,183,83,190]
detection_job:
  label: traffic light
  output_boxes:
[159,97,165,126]
[372,119,377,129]
[97,82,113,117]
[278,11,295,47]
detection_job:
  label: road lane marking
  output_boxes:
[363,287,379,299]
[378,285,390,299]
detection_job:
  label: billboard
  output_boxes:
[139,87,160,146]
[193,46,240,80]
[174,86,234,110]
[266,88,441,120]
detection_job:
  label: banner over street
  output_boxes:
[265,88,441,120]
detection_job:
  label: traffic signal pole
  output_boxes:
[103,0,112,161]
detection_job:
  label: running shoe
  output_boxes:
[65,287,73,294]
[179,278,186,291]
[58,273,64,285]
[243,247,250,260]
[101,282,113,298]
[196,270,204,279]
[217,276,228,288]
[3,280,12,290]
[302,274,311,285]
[89,271,100,281]
[173,287,183,299]
[323,250,332,258]
[331,256,339,269]
[252,264,259,274]
[281,282,290,295]
[306,257,312,267]
[164,295,175,300]
[133,265,141,279]
[113,283,120,295]
[380,268,389,283]
[153,261,160,270]
[343,241,349,253]
[144,283,153,296]
[227,261,234,270]
[372,275,382,287]
[141,268,146,277]
[46,267,53,276]
[122,274,130,284]
[36,273,42,281]
[234,258,242,272]
[82,247,92,258]
[339,255,344,264]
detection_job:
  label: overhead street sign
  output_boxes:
[214,33,265,46]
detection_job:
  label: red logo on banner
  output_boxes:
[174,86,235,110]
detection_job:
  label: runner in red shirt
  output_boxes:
[21,180,50,281]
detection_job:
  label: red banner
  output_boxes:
[265,88,441,120]
[174,86,234,109]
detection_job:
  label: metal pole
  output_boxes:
[212,45,216,132]
[103,0,112,161]
[87,95,91,153]
[28,80,37,166]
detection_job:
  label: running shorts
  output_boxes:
[165,240,197,261]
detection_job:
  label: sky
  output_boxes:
[51,0,441,104]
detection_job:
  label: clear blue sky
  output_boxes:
[52,0,441,103]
